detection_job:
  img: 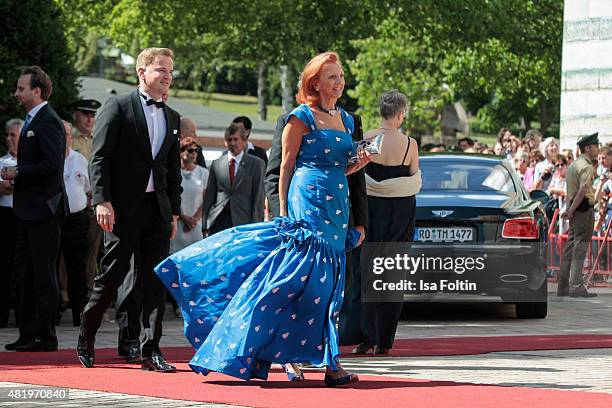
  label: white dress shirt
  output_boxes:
[64,149,91,213]
[227,150,244,179]
[138,88,167,192]
[0,153,17,208]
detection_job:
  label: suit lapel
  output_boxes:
[27,104,49,130]
[158,106,176,156]
[130,90,152,157]
[218,154,231,190]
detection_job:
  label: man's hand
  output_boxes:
[355,225,365,246]
[0,166,17,180]
[96,202,115,232]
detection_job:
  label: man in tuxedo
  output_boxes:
[203,123,265,235]
[3,66,67,352]
[264,111,368,345]
[77,48,182,372]
[232,116,268,165]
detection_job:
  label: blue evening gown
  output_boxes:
[155,104,360,380]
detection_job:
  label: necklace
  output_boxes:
[318,104,338,117]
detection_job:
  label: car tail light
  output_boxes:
[502,217,539,239]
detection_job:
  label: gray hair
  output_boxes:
[379,90,408,120]
[5,118,24,133]
[515,151,529,162]
[539,137,558,158]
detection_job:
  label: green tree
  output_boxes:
[349,16,452,135]
[56,0,382,119]
[350,0,563,135]
[0,0,80,127]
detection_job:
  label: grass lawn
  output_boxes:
[172,89,283,123]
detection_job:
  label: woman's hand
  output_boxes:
[345,147,373,176]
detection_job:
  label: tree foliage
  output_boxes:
[349,15,452,135]
[350,0,563,134]
[0,0,79,127]
[54,0,563,133]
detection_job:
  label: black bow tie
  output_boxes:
[140,92,164,108]
[146,98,164,108]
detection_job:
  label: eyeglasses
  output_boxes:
[183,148,198,154]
[555,163,566,168]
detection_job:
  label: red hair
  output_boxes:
[180,136,198,151]
[296,51,341,105]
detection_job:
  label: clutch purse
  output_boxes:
[348,132,383,164]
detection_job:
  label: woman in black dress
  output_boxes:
[353,90,421,355]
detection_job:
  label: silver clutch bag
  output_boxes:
[348,133,383,164]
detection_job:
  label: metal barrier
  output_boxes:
[547,208,612,288]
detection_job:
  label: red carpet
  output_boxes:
[1,364,612,408]
[2,335,612,407]
[3,334,612,370]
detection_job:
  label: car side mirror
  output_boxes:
[529,189,549,204]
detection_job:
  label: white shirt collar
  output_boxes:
[138,87,163,104]
[228,150,244,162]
[247,141,255,151]
[27,101,48,119]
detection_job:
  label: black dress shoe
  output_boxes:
[118,344,142,363]
[373,346,390,355]
[5,338,31,351]
[351,342,373,354]
[77,335,95,368]
[141,354,177,373]
[15,338,58,352]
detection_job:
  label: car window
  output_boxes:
[421,160,516,193]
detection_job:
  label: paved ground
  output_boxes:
[2,285,612,406]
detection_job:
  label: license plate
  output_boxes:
[414,227,474,242]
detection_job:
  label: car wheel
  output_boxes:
[515,301,547,318]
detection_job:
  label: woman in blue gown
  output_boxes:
[155,51,370,386]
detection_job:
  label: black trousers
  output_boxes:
[338,247,367,346]
[361,195,416,349]
[208,204,233,235]
[15,215,61,342]
[59,209,90,326]
[80,194,171,357]
[116,252,143,349]
[0,206,19,325]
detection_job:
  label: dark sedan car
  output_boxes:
[410,153,549,318]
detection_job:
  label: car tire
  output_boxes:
[515,301,547,319]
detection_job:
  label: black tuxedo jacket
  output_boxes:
[264,111,368,228]
[89,90,182,222]
[248,144,268,165]
[13,103,68,221]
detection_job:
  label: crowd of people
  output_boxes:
[0,47,605,386]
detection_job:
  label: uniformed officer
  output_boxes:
[71,99,101,291]
[71,99,101,161]
[558,132,599,297]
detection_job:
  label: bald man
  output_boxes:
[180,117,206,168]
